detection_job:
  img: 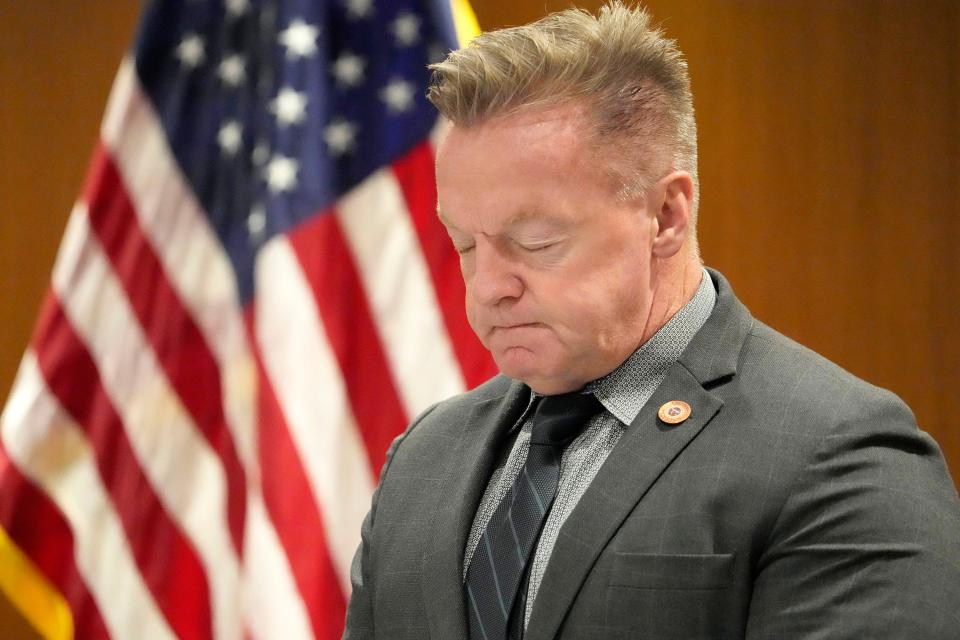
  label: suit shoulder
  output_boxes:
[734,319,916,435]
[377,374,519,479]
[429,373,514,414]
[406,374,516,435]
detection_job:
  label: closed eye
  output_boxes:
[515,239,561,253]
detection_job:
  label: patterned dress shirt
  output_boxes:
[463,268,717,629]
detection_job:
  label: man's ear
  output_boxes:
[651,170,694,258]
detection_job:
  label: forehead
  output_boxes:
[436,104,630,226]
[439,102,594,167]
[435,103,624,232]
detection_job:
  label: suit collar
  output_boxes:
[677,267,754,386]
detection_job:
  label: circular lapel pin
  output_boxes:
[658,400,691,425]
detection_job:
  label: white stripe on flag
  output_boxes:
[1,353,176,640]
[337,168,465,416]
[242,489,314,640]
[255,236,375,593]
[101,57,256,475]
[51,203,241,640]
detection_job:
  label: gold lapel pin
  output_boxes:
[658,400,691,425]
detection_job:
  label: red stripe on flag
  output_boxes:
[392,144,498,389]
[0,445,110,639]
[30,290,213,640]
[287,212,408,473]
[82,143,246,553]
[249,310,347,640]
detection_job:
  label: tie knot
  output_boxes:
[529,392,602,447]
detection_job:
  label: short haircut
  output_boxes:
[427,1,699,214]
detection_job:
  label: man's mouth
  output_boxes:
[492,322,541,330]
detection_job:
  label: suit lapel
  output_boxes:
[421,379,531,640]
[525,269,754,640]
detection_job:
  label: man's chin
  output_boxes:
[494,350,584,395]
[493,350,537,383]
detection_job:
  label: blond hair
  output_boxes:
[427,1,699,214]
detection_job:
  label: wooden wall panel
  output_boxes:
[0,1,141,414]
[0,2,956,637]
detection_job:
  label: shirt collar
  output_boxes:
[587,268,716,425]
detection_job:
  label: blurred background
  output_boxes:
[0,1,957,637]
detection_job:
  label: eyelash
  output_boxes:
[516,240,557,252]
[452,239,560,256]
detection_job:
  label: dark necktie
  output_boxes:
[466,391,602,640]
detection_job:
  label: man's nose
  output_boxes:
[471,240,523,305]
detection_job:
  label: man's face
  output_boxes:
[435,103,659,395]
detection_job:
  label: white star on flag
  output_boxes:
[270,87,308,126]
[345,0,374,20]
[266,155,299,193]
[391,13,421,46]
[175,33,206,68]
[217,120,243,155]
[224,0,249,17]
[278,19,320,59]
[332,52,366,87]
[380,78,416,113]
[224,0,250,16]
[247,204,267,238]
[218,54,246,86]
[323,119,359,155]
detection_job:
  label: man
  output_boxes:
[344,3,960,638]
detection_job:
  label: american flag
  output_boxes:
[0,0,492,638]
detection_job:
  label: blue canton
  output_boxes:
[132,0,458,302]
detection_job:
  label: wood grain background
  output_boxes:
[0,1,957,637]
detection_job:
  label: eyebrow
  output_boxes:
[504,209,551,227]
[436,208,564,231]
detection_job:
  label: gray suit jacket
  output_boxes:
[344,269,960,639]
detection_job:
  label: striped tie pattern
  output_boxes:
[466,392,602,640]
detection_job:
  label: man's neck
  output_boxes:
[640,257,705,345]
